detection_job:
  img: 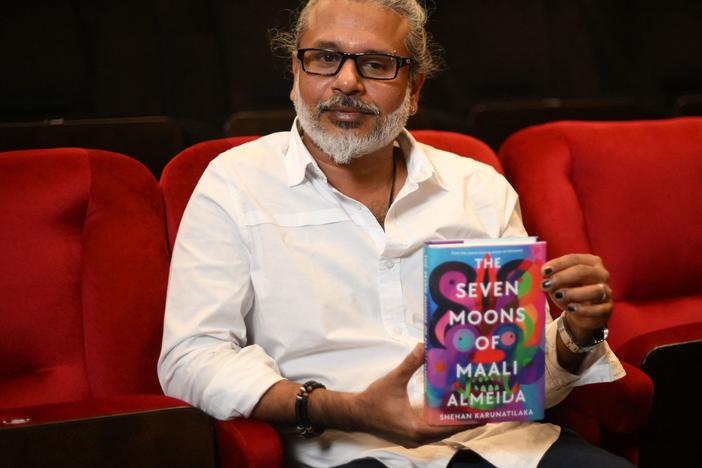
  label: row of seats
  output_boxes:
[2,119,700,466]
[2,94,701,180]
[227,94,702,151]
[3,0,702,134]
[0,116,188,179]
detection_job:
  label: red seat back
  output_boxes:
[410,129,503,173]
[160,130,500,249]
[0,148,170,410]
[499,118,702,365]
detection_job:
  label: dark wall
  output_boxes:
[1,0,701,143]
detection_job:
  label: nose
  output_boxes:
[332,57,365,94]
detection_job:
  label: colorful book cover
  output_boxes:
[424,237,547,425]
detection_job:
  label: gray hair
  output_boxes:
[271,0,442,78]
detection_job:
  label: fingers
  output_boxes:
[563,303,612,326]
[542,254,613,337]
[541,254,612,305]
[387,343,424,383]
[551,283,612,308]
[542,253,604,275]
[360,343,485,448]
[542,258,609,291]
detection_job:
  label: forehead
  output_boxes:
[300,0,411,55]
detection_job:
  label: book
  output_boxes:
[423,237,547,425]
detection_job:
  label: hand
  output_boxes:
[352,343,481,448]
[541,253,612,345]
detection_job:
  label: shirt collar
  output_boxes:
[284,118,324,187]
[283,119,449,192]
[399,130,450,192]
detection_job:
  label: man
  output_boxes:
[158,1,629,466]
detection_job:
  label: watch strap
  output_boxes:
[557,312,608,353]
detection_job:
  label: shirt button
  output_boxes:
[384,259,396,269]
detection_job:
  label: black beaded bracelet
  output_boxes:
[295,380,326,438]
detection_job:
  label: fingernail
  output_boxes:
[554,290,564,300]
[543,266,553,276]
[566,304,577,313]
[541,279,552,290]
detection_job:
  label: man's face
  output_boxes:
[291,0,424,162]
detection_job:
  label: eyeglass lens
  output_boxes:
[302,50,398,79]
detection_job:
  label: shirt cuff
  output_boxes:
[544,319,626,408]
[201,344,286,420]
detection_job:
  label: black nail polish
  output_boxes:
[541,279,552,289]
[566,304,577,313]
[555,291,564,300]
[543,267,553,276]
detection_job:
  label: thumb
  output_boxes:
[390,343,425,383]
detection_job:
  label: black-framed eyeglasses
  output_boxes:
[296,48,412,80]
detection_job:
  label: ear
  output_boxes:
[409,73,425,115]
[290,54,299,102]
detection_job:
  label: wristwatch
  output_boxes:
[557,312,609,353]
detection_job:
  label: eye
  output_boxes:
[320,53,339,63]
[308,50,341,66]
[365,60,388,70]
[359,55,393,72]
[500,331,517,347]
[452,328,476,352]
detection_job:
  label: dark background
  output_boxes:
[1,0,701,175]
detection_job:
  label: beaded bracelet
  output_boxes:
[295,380,326,438]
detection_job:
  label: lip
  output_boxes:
[325,107,371,121]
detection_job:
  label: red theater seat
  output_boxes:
[0,148,169,408]
[0,148,280,468]
[499,118,702,463]
[499,118,702,368]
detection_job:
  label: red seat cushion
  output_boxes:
[611,299,702,365]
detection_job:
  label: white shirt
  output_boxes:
[158,124,625,468]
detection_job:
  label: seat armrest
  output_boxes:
[0,394,190,426]
[560,362,653,434]
[215,418,283,468]
[0,395,218,467]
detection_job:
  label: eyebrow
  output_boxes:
[309,41,396,55]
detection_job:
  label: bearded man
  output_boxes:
[158,1,629,466]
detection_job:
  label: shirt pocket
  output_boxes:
[241,207,351,253]
[242,208,348,228]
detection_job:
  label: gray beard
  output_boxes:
[293,82,412,165]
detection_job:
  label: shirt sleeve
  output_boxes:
[157,159,285,420]
[544,314,626,407]
[498,182,528,238]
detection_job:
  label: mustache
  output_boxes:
[316,95,380,116]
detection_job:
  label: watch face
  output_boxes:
[591,327,609,344]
